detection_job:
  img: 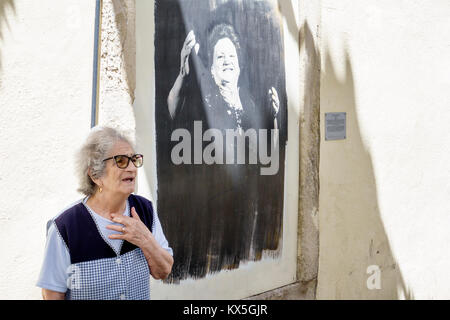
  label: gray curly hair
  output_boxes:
[76,126,135,196]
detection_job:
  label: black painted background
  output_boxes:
[154,0,288,282]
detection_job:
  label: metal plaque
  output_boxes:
[325,112,346,140]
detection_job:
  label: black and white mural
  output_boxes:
[155,0,288,282]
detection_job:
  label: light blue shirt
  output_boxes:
[87,198,130,254]
[36,198,173,294]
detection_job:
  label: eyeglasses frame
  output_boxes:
[102,154,144,169]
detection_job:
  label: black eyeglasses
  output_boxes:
[103,154,144,169]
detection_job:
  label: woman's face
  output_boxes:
[211,37,240,87]
[98,140,137,197]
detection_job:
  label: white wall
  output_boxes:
[317,0,450,299]
[135,0,301,299]
[0,0,95,299]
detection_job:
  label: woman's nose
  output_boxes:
[223,56,231,65]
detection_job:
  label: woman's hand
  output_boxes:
[107,207,152,248]
[107,207,173,279]
[168,30,199,119]
[269,87,280,148]
[180,30,198,77]
[269,87,280,117]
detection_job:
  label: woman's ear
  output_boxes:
[87,168,93,181]
[88,168,101,188]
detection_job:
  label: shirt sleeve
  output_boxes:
[152,210,173,257]
[36,221,71,293]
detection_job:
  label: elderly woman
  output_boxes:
[36,126,173,300]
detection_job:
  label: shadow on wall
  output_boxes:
[318,44,413,299]
[122,0,412,299]
[272,1,322,298]
[0,0,15,71]
[277,0,414,299]
[280,0,413,299]
[278,0,322,290]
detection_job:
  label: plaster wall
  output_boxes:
[98,0,136,141]
[317,0,450,299]
[0,0,95,299]
[297,0,321,285]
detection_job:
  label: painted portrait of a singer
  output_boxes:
[155,0,287,282]
[168,24,280,134]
